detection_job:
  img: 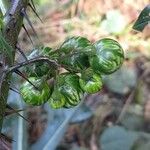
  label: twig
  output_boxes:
[6,56,59,73]
[116,90,135,123]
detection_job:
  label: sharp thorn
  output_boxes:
[22,24,34,46]
[6,105,29,123]
[5,107,24,116]
[28,3,43,23]
[16,45,28,61]
[0,133,14,142]
[15,69,40,91]
[10,87,21,95]
[8,81,21,94]
[30,0,36,10]
[22,9,39,39]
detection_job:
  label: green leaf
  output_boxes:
[133,5,150,32]
[0,32,13,63]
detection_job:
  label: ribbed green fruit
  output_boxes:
[79,69,103,94]
[59,36,96,72]
[90,38,124,74]
[48,89,65,109]
[49,73,83,109]
[25,47,54,77]
[20,77,51,106]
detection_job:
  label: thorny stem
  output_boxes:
[0,0,29,132]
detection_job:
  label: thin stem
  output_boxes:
[7,56,59,73]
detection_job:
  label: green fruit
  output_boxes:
[48,89,65,109]
[40,46,52,57]
[25,47,54,77]
[59,36,95,72]
[60,53,90,72]
[60,36,96,56]
[79,69,103,94]
[90,38,124,74]
[48,73,83,109]
[63,101,77,108]
[58,73,83,107]
[20,77,51,106]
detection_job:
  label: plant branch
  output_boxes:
[0,0,29,132]
[7,56,59,73]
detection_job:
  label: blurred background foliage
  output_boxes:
[3,0,150,150]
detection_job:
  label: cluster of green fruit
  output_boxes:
[20,36,124,109]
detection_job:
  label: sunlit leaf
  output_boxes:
[133,5,150,32]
